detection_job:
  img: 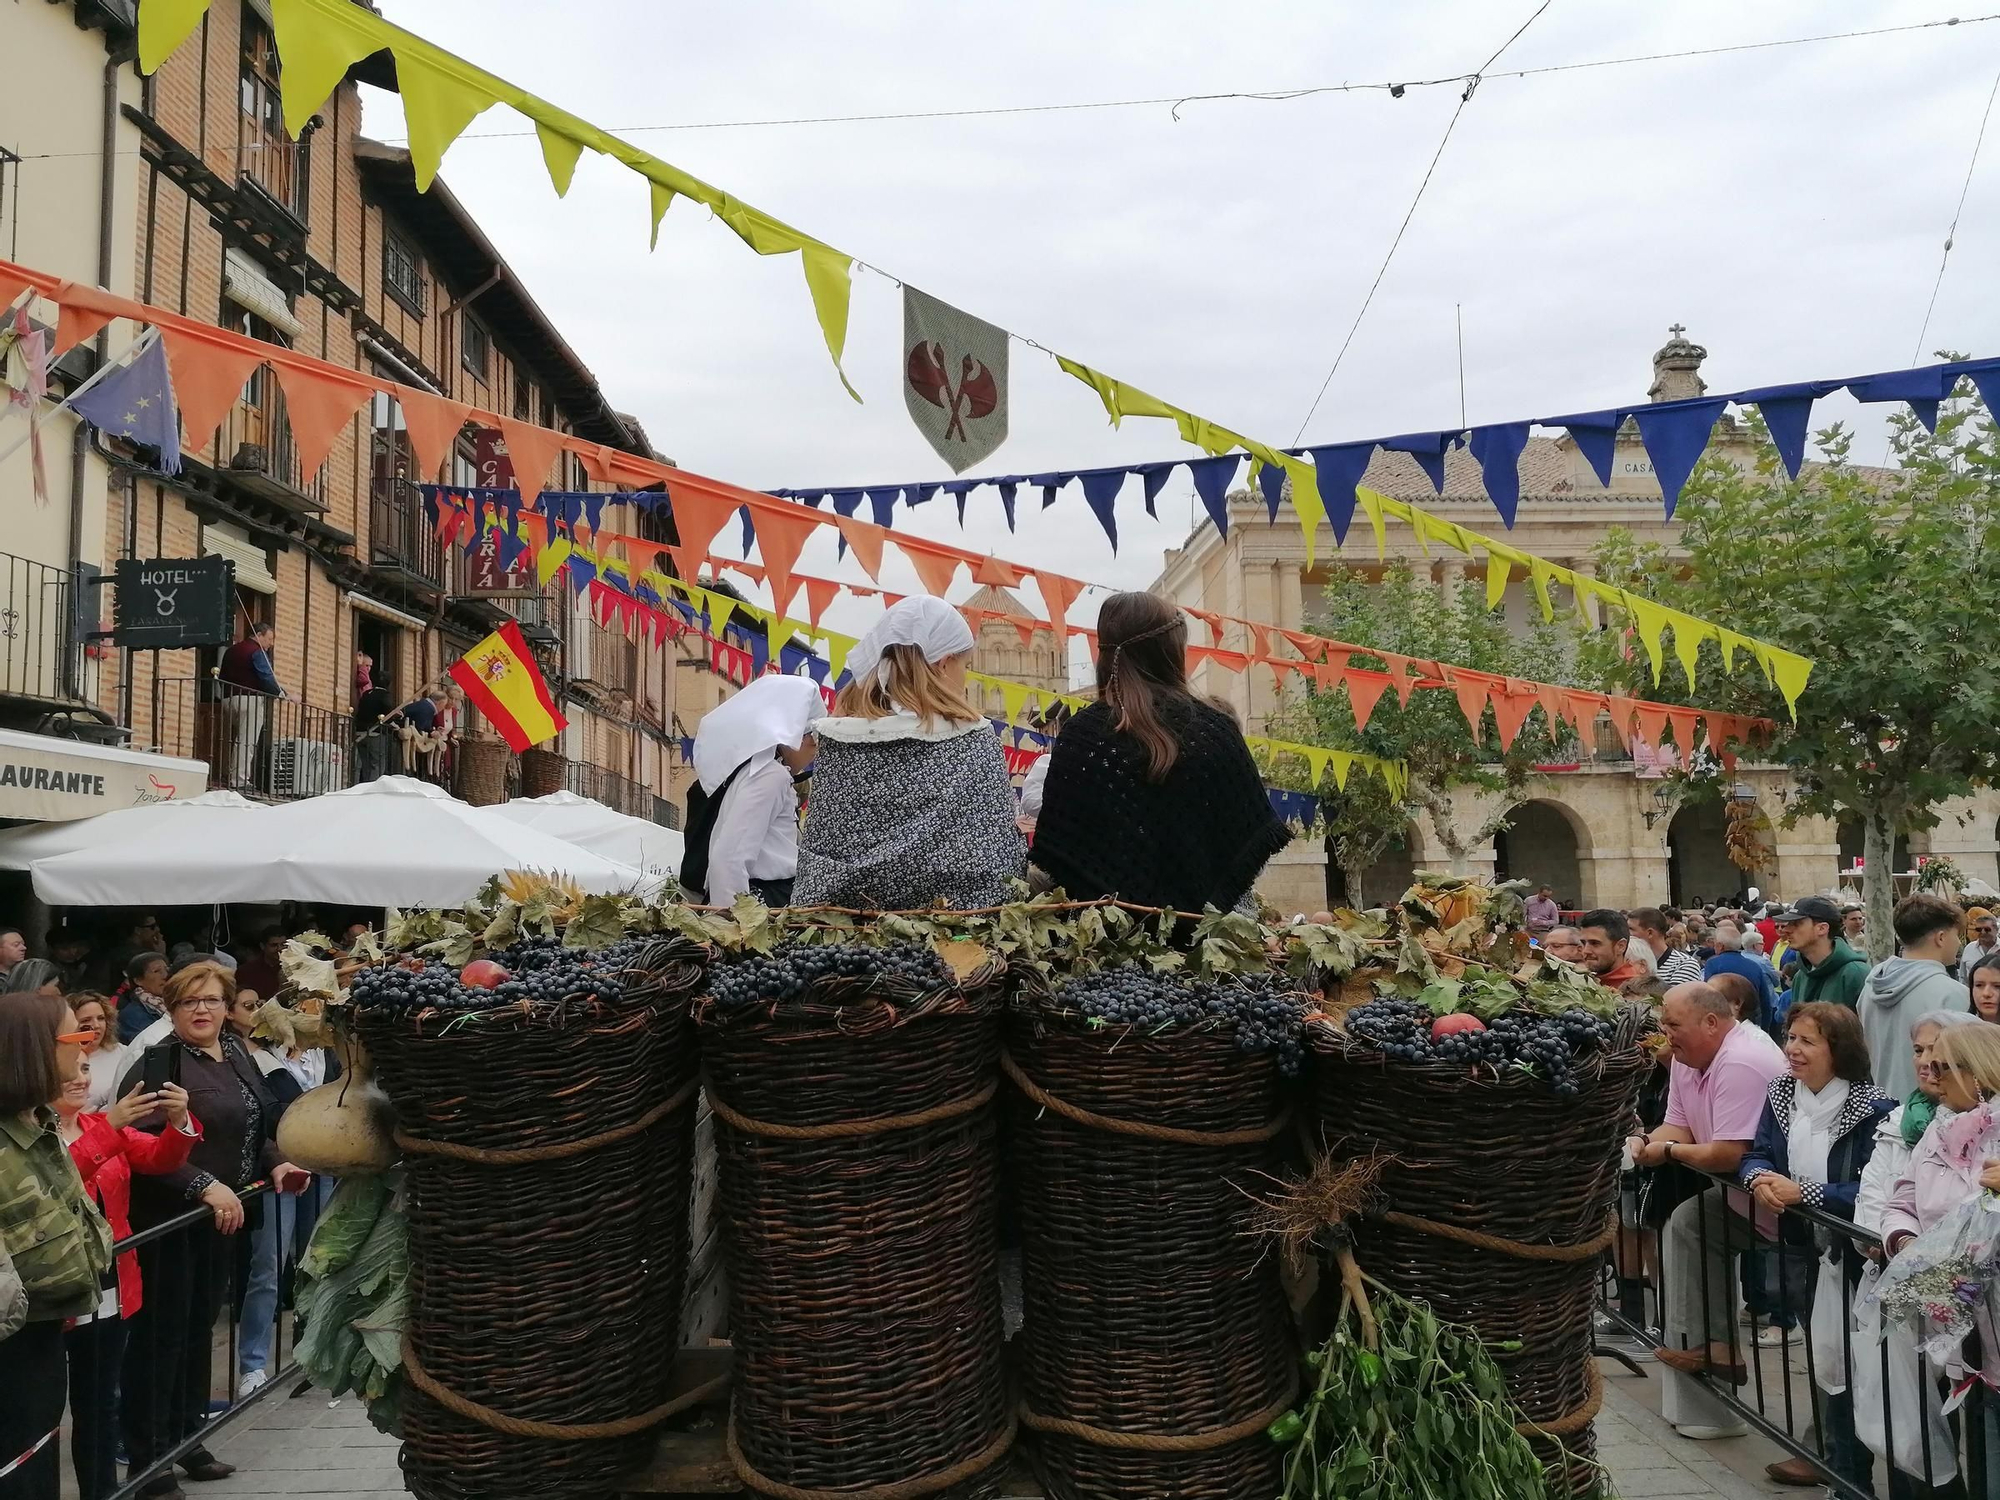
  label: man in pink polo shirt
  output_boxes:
[1626,981,1786,1399]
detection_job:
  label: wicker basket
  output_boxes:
[1004,978,1297,1500]
[1309,1012,1650,1494]
[353,934,707,1500]
[696,958,1012,1500]
[454,736,512,806]
[519,746,566,798]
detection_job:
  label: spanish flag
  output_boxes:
[449,621,566,753]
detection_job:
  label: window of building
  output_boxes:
[238,7,305,220]
[461,316,490,381]
[383,233,424,316]
[512,361,532,420]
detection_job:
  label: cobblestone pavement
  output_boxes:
[159,1361,1801,1499]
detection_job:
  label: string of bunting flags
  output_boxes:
[0,252,1811,716]
[123,0,1811,712]
[421,482,1774,778]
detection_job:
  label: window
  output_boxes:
[511,361,532,420]
[383,233,424,315]
[461,316,490,381]
[238,8,304,219]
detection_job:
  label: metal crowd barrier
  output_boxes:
[99,1180,306,1500]
[1598,1167,1986,1500]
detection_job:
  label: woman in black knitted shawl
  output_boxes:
[1031,592,1289,913]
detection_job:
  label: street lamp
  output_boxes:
[1642,782,1678,830]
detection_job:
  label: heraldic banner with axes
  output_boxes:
[903,286,1008,473]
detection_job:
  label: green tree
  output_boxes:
[1587,383,2000,954]
[1270,562,1582,907]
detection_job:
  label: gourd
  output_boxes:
[277,1028,397,1176]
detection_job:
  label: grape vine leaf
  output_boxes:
[562,894,630,951]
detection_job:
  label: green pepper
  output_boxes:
[1266,1411,1306,1445]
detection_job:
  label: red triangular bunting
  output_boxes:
[396,386,472,483]
[1344,669,1393,732]
[270,361,374,482]
[834,514,888,582]
[158,324,268,457]
[744,503,821,620]
[496,417,566,507]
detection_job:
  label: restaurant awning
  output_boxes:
[0,727,209,823]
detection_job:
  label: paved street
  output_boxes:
[171,1359,1804,1499]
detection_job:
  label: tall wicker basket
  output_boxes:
[1309,1014,1650,1495]
[353,934,708,1500]
[696,957,1013,1500]
[1003,977,1298,1500]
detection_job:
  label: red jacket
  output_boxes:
[67,1111,200,1317]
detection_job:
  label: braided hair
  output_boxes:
[1095,592,1190,781]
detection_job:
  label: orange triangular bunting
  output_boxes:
[1189,646,1250,674]
[833,514,888,582]
[1538,683,1567,737]
[1603,696,1639,751]
[1342,669,1393,732]
[1012,619,1040,648]
[53,301,116,357]
[803,577,840,628]
[745,502,822,619]
[668,487,742,568]
[972,555,1025,587]
[1281,630,1326,663]
[1634,704,1671,750]
[270,361,374,482]
[1666,708,1701,755]
[1376,651,1420,706]
[496,417,565,507]
[1562,690,1604,737]
[899,541,961,599]
[1490,688,1538,752]
[159,324,268,456]
[1446,670,1489,743]
[1033,572,1085,637]
[395,386,472,483]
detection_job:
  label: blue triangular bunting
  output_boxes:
[1306,443,1373,547]
[1381,431,1458,493]
[1467,422,1531,528]
[1134,461,1175,517]
[997,481,1018,530]
[1077,468,1125,551]
[1188,454,1241,536]
[1256,459,1286,520]
[865,487,901,528]
[1847,365,1958,434]
[830,489,864,517]
[1545,410,1623,487]
[1632,398,1727,518]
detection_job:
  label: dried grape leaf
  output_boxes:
[931,938,991,983]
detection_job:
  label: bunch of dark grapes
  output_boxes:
[347,934,646,1015]
[1053,965,1307,1075]
[1344,998,1614,1096]
[708,941,953,1009]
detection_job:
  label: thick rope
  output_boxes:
[1001,1052,1291,1147]
[704,1076,995,1141]
[393,1078,698,1166]
[1378,1209,1617,1263]
[1514,1364,1603,1439]
[400,1337,726,1440]
[726,1412,1016,1500]
[1016,1380,1298,1452]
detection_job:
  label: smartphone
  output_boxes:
[140,1047,176,1094]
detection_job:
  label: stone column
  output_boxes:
[1278,562,1306,633]
[1243,562,1279,731]
[1438,559,1468,603]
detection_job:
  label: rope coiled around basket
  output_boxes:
[725,1411,1017,1500]
[393,1076,698,1164]
[1000,1050,1290,1146]
[401,1337,727,1441]
[1016,1381,1298,1452]
[704,1075,996,1139]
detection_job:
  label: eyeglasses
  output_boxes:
[176,996,227,1011]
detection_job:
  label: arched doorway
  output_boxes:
[1837,818,1910,877]
[1493,799,1588,909]
[1667,801,1772,907]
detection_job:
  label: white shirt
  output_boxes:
[706,754,801,906]
[1962,940,1996,974]
[1018,755,1051,820]
[84,1040,129,1113]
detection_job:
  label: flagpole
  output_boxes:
[0,325,160,470]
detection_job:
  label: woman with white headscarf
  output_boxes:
[794,596,1024,910]
[684,675,825,907]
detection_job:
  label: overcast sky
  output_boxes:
[361,1,2000,637]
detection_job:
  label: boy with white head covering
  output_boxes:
[686,675,824,906]
[795,597,1024,909]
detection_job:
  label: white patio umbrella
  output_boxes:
[490,790,685,884]
[31,776,647,907]
[0,789,268,871]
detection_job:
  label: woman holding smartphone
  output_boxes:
[117,962,306,1498]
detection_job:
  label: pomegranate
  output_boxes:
[1430,1013,1487,1040]
[459,959,512,990]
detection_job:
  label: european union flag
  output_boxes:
[69,332,180,475]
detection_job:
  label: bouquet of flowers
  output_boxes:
[1868,1190,2000,1369]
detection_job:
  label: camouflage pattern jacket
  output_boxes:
[0,1106,112,1321]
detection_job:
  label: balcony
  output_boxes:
[0,552,98,709]
[369,477,450,593]
[153,677,351,801]
[219,381,329,511]
[565,759,654,820]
